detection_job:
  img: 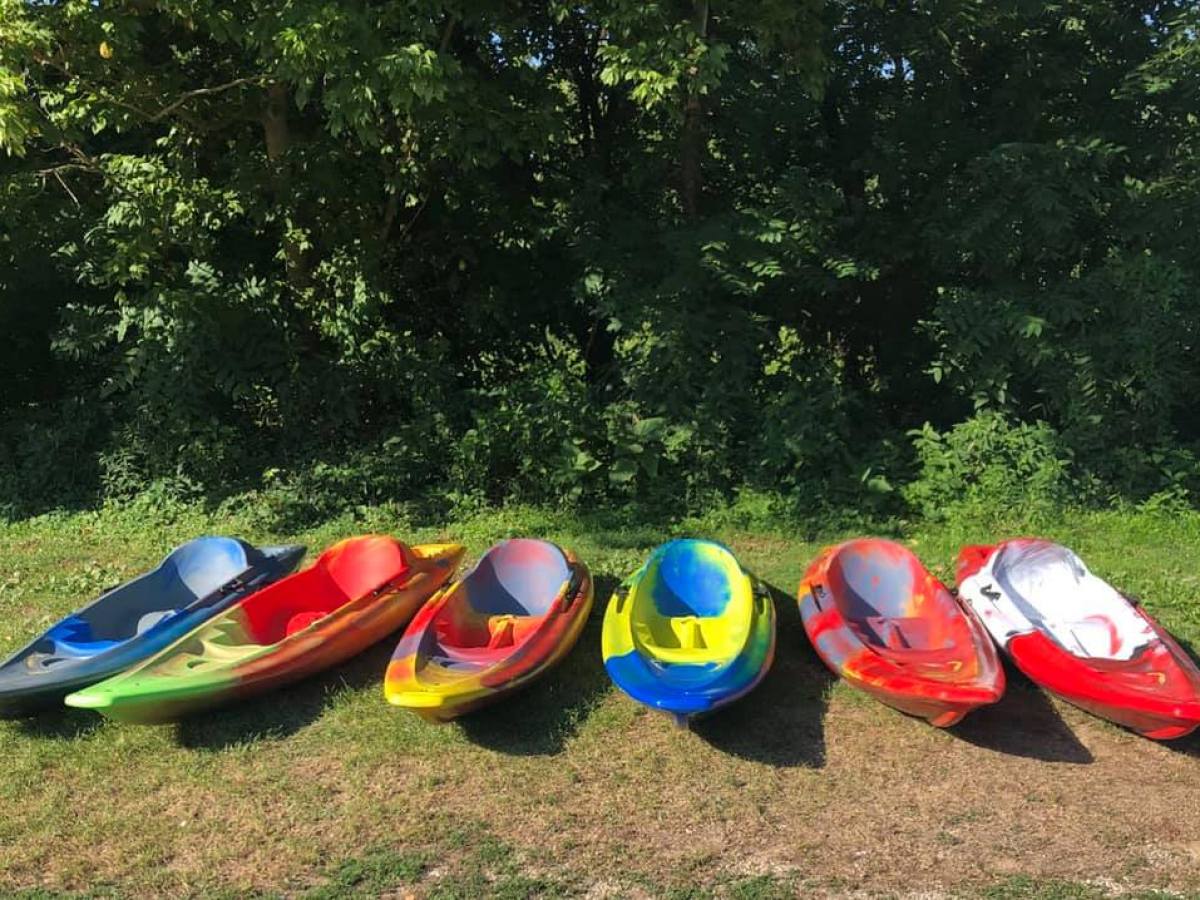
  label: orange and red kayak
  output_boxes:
[799,538,1004,727]
[66,536,464,723]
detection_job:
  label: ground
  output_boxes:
[1,500,1199,899]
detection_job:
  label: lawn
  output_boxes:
[1,499,1199,898]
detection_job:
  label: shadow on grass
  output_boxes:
[692,582,832,768]
[174,638,396,751]
[457,574,617,757]
[950,663,1093,764]
[14,705,107,740]
[1161,729,1200,757]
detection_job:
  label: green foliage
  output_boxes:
[449,342,593,508]
[904,413,1074,522]
[1,0,1199,517]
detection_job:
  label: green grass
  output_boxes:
[975,875,1184,899]
[2,498,1200,897]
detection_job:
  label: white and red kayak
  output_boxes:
[957,539,1200,740]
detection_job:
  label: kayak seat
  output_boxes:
[649,542,735,619]
[466,540,570,617]
[285,610,329,636]
[993,542,1153,661]
[827,543,962,654]
[424,539,569,661]
[427,615,539,668]
[44,616,122,657]
[166,537,254,600]
[432,612,541,654]
[240,537,411,645]
[635,615,731,664]
[630,542,754,665]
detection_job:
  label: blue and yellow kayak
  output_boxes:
[601,539,775,726]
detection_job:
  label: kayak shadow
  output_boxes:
[692,581,831,769]
[174,638,396,751]
[1161,729,1200,757]
[456,574,616,757]
[12,706,107,741]
[950,664,1094,764]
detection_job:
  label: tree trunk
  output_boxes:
[680,0,709,219]
[261,81,310,292]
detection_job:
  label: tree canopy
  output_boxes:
[1,0,1198,517]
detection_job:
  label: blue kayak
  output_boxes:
[601,539,776,725]
[0,537,304,716]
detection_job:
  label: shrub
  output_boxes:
[903,413,1074,521]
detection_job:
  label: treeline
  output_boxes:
[1,1,1198,518]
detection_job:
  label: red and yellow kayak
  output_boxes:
[65,536,464,723]
[385,539,592,721]
[799,538,1004,727]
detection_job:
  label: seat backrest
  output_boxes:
[648,539,739,618]
[827,539,959,653]
[321,536,410,599]
[828,540,916,622]
[165,536,254,601]
[465,539,570,617]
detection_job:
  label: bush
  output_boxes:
[903,413,1075,521]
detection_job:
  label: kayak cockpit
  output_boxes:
[629,540,752,665]
[822,540,962,657]
[987,542,1154,661]
[29,537,261,664]
[239,536,412,645]
[428,539,570,664]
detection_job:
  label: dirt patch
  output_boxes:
[378,689,1200,897]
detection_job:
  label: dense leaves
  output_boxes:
[1,0,1197,517]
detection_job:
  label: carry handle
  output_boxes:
[559,566,586,609]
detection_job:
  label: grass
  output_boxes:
[2,497,1200,897]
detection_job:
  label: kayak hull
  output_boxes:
[602,539,775,724]
[799,539,1004,727]
[0,539,305,717]
[385,539,593,721]
[65,539,464,723]
[957,540,1200,740]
